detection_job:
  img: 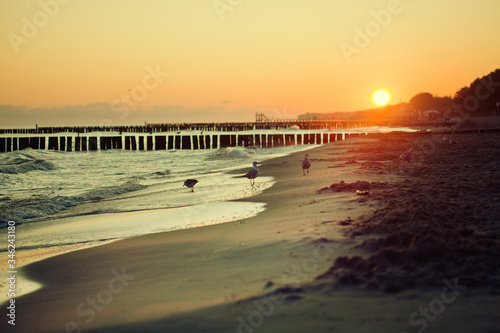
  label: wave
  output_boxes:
[206,147,257,160]
[0,151,57,174]
[82,180,147,201]
[0,195,84,225]
[0,180,147,224]
[153,169,172,176]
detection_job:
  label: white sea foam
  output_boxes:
[16,201,267,249]
[206,147,257,160]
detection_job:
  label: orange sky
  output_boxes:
[1,0,499,125]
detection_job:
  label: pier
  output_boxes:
[0,118,386,135]
[0,130,361,153]
[0,118,383,153]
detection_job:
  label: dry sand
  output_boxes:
[2,129,500,333]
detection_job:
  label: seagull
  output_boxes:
[243,161,260,186]
[399,148,413,163]
[183,179,198,192]
[302,153,311,175]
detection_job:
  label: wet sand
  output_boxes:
[2,129,500,333]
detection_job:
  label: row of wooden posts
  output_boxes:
[0,132,356,153]
[0,120,381,135]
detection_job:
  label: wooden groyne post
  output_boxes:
[0,131,358,153]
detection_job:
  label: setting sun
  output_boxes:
[372,89,392,106]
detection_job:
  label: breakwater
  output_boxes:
[0,119,381,135]
[0,131,361,153]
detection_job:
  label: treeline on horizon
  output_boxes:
[300,68,500,120]
[410,68,500,117]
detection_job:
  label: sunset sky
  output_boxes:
[1,0,499,126]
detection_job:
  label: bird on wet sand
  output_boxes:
[183,179,198,192]
[243,161,260,186]
[399,148,413,163]
[302,153,311,175]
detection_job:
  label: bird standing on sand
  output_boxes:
[243,161,260,186]
[183,179,198,192]
[399,148,413,163]
[302,153,311,175]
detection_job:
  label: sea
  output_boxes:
[0,132,322,249]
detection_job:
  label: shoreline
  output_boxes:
[2,143,318,264]
[2,130,500,332]
[0,189,272,306]
[0,239,120,306]
[0,144,315,307]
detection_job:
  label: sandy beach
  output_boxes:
[3,129,500,333]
